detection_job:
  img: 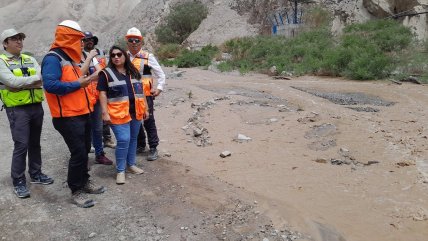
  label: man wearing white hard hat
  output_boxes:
[0,28,54,198]
[41,20,105,208]
[126,27,166,161]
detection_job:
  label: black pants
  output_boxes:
[52,114,91,193]
[137,96,159,149]
[103,123,112,140]
[6,104,44,186]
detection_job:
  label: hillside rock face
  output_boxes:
[330,0,428,39]
[0,0,427,56]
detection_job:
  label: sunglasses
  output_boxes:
[82,38,94,42]
[110,52,123,58]
[127,38,141,44]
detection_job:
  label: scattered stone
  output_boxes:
[396,160,416,167]
[193,128,203,137]
[366,160,380,165]
[220,151,232,158]
[269,66,277,75]
[234,134,252,143]
[164,153,172,157]
[297,113,320,123]
[314,158,328,164]
[331,159,352,165]
[88,232,96,238]
[269,118,278,123]
[400,76,421,84]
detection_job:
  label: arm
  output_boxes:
[42,55,90,96]
[97,71,111,123]
[99,91,111,123]
[80,50,98,76]
[148,53,166,96]
[0,57,40,89]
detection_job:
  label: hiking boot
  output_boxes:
[116,172,125,185]
[127,165,144,174]
[30,173,54,185]
[14,184,30,198]
[147,148,158,161]
[71,190,94,208]
[95,154,113,165]
[83,179,106,194]
[104,138,116,149]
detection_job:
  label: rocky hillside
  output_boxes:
[0,0,427,56]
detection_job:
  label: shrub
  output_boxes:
[174,45,219,68]
[155,1,208,44]
[156,44,182,60]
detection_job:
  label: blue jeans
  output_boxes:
[90,101,103,156]
[110,118,141,173]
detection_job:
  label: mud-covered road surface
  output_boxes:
[1,68,427,241]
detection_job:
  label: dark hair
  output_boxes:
[107,45,141,80]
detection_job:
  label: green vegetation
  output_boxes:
[155,1,208,44]
[159,45,219,68]
[218,19,421,80]
[152,4,426,82]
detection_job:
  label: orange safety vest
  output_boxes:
[102,67,147,124]
[131,50,153,97]
[44,51,93,117]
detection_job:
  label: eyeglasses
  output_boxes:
[127,38,141,44]
[82,38,94,42]
[110,52,123,58]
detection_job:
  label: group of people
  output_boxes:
[0,20,165,208]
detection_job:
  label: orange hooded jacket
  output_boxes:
[44,25,93,117]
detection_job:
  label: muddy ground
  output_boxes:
[0,67,427,241]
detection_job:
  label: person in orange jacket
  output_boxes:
[41,20,105,208]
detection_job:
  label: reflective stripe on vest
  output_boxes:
[131,50,153,96]
[103,67,146,124]
[44,51,92,117]
[0,54,44,107]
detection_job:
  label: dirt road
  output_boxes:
[1,67,427,241]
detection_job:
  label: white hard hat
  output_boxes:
[1,29,25,43]
[58,20,82,32]
[126,27,142,39]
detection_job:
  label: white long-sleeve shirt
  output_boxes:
[0,52,41,89]
[128,50,166,91]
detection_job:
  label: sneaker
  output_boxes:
[147,148,158,161]
[104,138,116,149]
[95,154,113,165]
[14,184,30,198]
[116,172,125,185]
[71,190,94,208]
[30,173,54,185]
[127,165,144,174]
[89,147,95,153]
[82,179,106,194]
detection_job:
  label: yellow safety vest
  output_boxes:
[0,54,44,107]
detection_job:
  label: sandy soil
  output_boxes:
[0,68,427,241]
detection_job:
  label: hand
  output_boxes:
[102,112,112,124]
[78,75,92,88]
[143,111,149,120]
[151,89,162,96]
[88,49,98,59]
